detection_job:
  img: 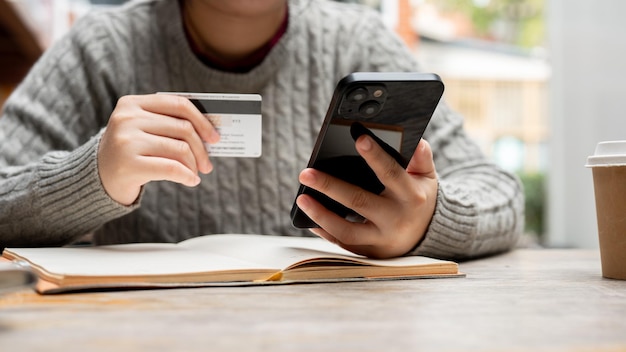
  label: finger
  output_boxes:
[295,193,373,246]
[134,155,201,188]
[132,94,220,143]
[137,133,202,176]
[355,134,413,196]
[309,227,385,259]
[136,112,212,174]
[406,139,437,179]
[308,227,341,246]
[298,168,390,223]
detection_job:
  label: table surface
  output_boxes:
[0,249,624,352]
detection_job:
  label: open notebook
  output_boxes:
[2,234,463,294]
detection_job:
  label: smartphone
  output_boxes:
[290,72,444,228]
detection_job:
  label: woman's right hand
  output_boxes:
[98,94,220,205]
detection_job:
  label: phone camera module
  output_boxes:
[339,84,387,119]
[359,101,381,118]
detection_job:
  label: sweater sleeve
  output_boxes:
[349,10,524,260]
[0,12,137,247]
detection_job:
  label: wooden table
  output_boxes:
[0,249,624,351]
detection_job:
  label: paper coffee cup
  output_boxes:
[586,141,626,280]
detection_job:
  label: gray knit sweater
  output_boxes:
[0,0,523,260]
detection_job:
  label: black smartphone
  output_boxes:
[290,72,445,229]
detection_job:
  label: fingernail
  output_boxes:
[299,169,316,185]
[297,196,311,210]
[204,161,213,174]
[210,130,221,143]
[359,136,372,151]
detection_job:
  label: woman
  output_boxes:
[0,0,523,259]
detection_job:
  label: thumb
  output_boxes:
[406,139,437,179]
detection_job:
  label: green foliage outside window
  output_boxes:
[426,0,545,49]
[518,172,546,239]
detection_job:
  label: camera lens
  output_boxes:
[359,101,381,118]
[347,87,368,102]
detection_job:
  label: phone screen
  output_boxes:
[291,72,444,228]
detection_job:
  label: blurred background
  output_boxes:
[1,0,625,249]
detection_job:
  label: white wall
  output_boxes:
[547,0,626,247]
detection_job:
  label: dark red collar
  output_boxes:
[185,7,289,73]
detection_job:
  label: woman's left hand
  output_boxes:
[296,136,438,259]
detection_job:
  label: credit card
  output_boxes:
[158,92,262,157]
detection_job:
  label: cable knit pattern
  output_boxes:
[0,0,523,260]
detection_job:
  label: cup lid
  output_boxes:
[586,140,626,167]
